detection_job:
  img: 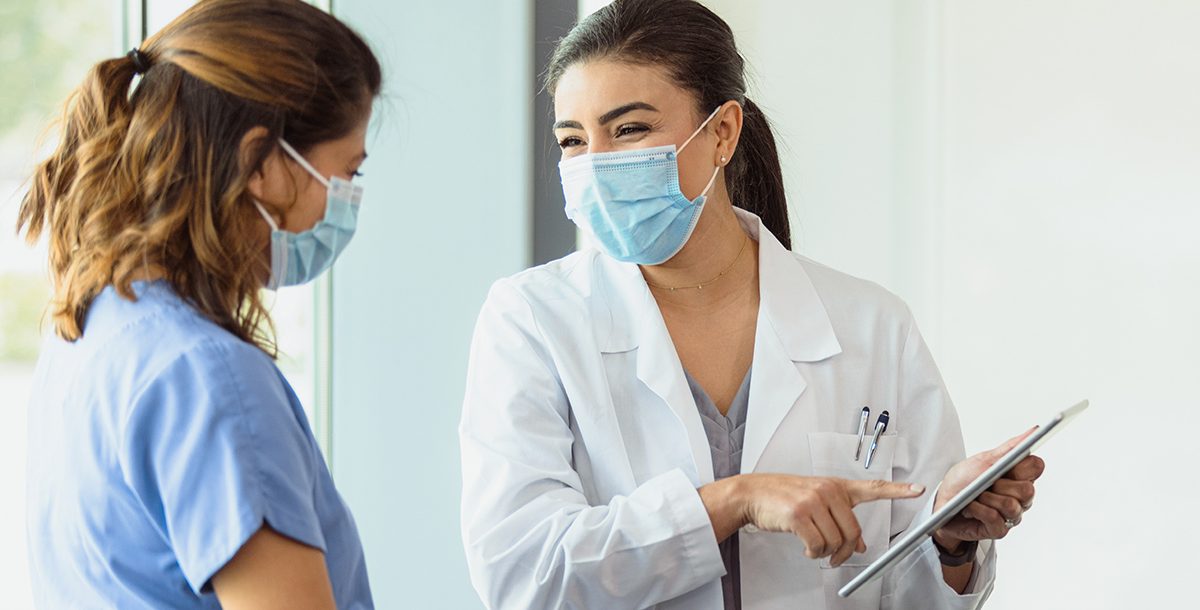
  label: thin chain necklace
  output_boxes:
[645,234,750,292]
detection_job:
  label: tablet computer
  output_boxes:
[837,399,1089,598]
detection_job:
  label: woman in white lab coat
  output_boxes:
[459,1,1044,608]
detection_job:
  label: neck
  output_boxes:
[640,195,759,309]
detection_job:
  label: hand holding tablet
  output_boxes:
[838,399,1089,598]
[930,426,1045,557]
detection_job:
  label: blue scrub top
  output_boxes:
[25,281,372,608]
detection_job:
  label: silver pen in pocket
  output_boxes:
[864,410,890,469]
[854,406,871,461]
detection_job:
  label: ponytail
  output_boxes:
[19,55,142,340]
[729,98,791,250]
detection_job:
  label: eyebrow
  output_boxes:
[552,101,660,131]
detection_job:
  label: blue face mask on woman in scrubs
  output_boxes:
[558,106,723,265]
[254,139,363,290]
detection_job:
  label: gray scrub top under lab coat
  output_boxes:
[684,367,752,610]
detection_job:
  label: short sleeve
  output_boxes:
[118,338,325,594]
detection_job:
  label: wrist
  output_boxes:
[700,475,750,541]
[933,531,977,567]
[726,474,753,529]
[932,529,963,554]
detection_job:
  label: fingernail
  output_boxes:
[910,484,926,494]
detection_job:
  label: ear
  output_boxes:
[240,126,275,202]
[713,100,744,167]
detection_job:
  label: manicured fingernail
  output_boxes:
[910,484,926,494]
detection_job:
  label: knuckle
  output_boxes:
[1001,498,1021,515]
[791,504,808,522]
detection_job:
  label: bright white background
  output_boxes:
[690,0,1199,607]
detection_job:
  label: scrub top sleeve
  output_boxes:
[119,339,326,595]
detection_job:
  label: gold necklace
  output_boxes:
[645,235,750,292]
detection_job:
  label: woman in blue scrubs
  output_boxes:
[16,1,379,607]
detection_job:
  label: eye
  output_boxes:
[616,124,649,138]
[557,135,585,149]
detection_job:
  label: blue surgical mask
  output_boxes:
[559,107,722,265]
[254,139,362,290]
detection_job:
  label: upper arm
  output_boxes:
[212,526,335,610]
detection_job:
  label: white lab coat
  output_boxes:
[460,208,996,610]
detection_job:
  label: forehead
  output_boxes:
[552,59,696,121]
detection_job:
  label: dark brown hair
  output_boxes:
[17,0,382,355]
[544,0,791,249]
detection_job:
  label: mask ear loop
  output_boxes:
[697,163,721,200]
[253,201,280,231]
[278,139,331,188]
[252,199,286,291]
[677,106,724,153]
[678,106,725,201]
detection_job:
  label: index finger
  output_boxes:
[845,479,926,506]
[982,427,1038,463]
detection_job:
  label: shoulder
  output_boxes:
[791,254,916,338]
[490,250,598,303]
[81,283,290,425]
[83,281,265,363]
[478,249,604,323]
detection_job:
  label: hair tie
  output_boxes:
[127,48,151,75]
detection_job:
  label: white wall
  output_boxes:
[938,2,1199,606]
[707,0,1199,607]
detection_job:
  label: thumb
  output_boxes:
[846,479,926,505]
[981,426,1038,463]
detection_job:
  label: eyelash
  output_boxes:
[557,124,651,149]
[616,124,649,137]
[351,170,364,178]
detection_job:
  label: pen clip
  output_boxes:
[854,406,870,461]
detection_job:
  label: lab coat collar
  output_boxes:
[595,207,842,364]
[593,208,842,482]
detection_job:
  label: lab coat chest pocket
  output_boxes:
[806,432,899,569]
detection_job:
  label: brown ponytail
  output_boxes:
[730,98,791,249]
[545,0,793,249]
[16,0,381,354]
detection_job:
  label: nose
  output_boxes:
[586,140,617,155]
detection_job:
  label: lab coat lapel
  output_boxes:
[738,209,842,474]
[595,255,716,487]
[634,286,716,486]
[742,321,808,475]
